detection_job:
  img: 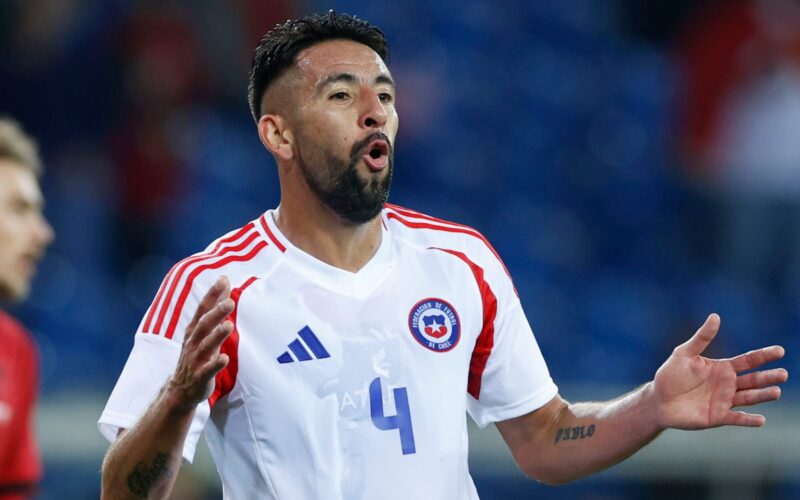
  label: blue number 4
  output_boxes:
[369,377,416,455]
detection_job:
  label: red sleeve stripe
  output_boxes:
[384,208,513,280]
[208,275,259,408]
[143,223,256,333]
[432,247,497,400]
[164,240,268,339]
[258,213,286,253]
[150,230,260,336]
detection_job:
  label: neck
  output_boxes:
[274,198,383,273]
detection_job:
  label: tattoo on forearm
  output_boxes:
[126,452,173,497]
[554,424,596,444]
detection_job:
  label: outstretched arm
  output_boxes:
[101,277,234,500]
[497,314,788,485]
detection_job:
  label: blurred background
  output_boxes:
[1,0,798,498]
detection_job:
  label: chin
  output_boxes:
[0,282,30,304]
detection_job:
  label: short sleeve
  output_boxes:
[98,221,267,462]
[389,210,560,429]
[441,239,557,429]
[466,298,558,428]
[98,333,211,463]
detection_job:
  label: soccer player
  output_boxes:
[99,12,788,499]
[0,118,54,498]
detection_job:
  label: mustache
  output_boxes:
[349,132,393,160]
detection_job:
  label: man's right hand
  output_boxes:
[101,276,236,500]
[167,276,235,410]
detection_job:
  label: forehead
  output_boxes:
[294,39,390,85]
[0,160,42,204]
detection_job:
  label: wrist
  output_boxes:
[163,379,200,416]
[639,381,665,433]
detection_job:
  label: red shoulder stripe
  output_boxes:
[152,230,260,336]
[433,247,497,400]
[143,223,255,333]
[259,213,286,253]
[386,203,475,230]
[208,275,259,408]
[385,209,514,282]
[164,240,268,339]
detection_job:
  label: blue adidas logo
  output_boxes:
[277,326,331,363]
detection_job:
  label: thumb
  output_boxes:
[674,313,720,357]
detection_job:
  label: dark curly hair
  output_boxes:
[247,11,390,123]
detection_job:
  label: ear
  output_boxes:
[258,114,294,161]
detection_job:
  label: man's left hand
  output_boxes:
[653,313,788,430]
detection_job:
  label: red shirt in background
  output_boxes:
[0,309,41,499]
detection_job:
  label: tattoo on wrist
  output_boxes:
[126,452,173,497]
[554,424,596,444]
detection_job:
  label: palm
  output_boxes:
[653,314,786,430]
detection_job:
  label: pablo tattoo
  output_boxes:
[554,424,596,444]
[126,452,173,497]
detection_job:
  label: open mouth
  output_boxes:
[363,140,390,171]
[369,142,388,158]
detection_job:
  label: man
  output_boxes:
[99,12,788,499]
[0,118,54,498]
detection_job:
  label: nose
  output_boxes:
[359,88,387,129]
[36,214,55,246]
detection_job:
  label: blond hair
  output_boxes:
[0,117,42,176]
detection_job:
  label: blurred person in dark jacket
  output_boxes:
[0,117,54,499]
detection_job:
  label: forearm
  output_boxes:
[499,383,663,485]
[100,382,196,499]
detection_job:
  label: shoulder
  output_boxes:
[140,213,282,339]
[0,309,37,357]
[176,214,280,288]
[383,203,512,278]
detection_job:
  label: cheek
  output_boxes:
[303,112,355,148]
[0,237,14,270]
[0,218,27,251]
[387,111,400,140]
[0,219,14,247]
[320,113,355,146]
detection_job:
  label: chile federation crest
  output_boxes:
[408,298,461,352]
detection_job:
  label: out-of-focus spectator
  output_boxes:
[677,0,800,293]
[0,117,54,499]
[109,5,209,273]
[108,0,295,273]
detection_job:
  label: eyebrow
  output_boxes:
[317,72,396,92]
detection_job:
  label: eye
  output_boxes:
[378,93,393,104]
[330,91,350,101]
[9,199,30,215]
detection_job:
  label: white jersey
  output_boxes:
[99,204,558,500]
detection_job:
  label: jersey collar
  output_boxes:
[262,209,394,296]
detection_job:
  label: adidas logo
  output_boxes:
[277,326,331,363]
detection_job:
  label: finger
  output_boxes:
[185,276,231,336]
[721,410,765,427]
[737,368,789,390]
[674,313,720,357]
[732,386,782,407]
[728,345,785,373]
[195,321,234,359]
[199,353,230,380]
[189,298,235,347]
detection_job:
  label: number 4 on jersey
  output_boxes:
[369,377,416,455]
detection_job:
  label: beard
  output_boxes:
[296,132,393,224]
